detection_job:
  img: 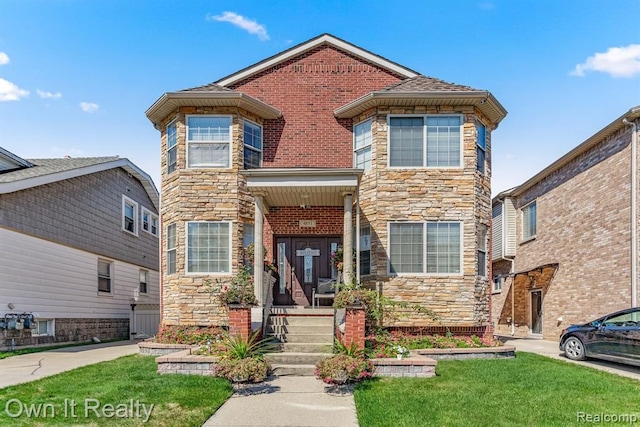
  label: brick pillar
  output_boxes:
[344,306,365,349]
[228,305,251,340]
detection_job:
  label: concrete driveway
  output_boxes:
[0,340,139,389]
[504,338,640,381]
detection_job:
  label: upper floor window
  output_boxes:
[122,196,138,235]
[187,116,231,168]
[522,202,537,241]
[166,223,177,275]
[476,123,486,174]
[98,259,112,293]
[493,276,502,293]
[186,222,231,274]
[142,208,159,236]
[139,269,148,294]
[167,119,178,174]
[354,119,372,171]
[243,120,263,169]
[389,221,461,275]
[389,115,461,168]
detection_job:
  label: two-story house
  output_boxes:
[0,147,161,349]
[146,34,507,335]
[491,106,640,340]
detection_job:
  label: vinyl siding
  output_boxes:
[0,227,159,319]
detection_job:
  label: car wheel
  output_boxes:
[564,336,586,361]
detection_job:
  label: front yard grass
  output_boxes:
[0,355,232,426]
[354,352,640,427]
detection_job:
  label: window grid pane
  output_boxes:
[426,222,461,274]
[523,203,537,240]
[354,120,372,150]
[187,117,230,142]
[389,117,424,167]
[187,222,230,273]
[389,223,423,273]
[355,146,371,170]
[426,116,461,167]
[167,121,178,173]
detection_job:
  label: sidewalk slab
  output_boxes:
[202,376,359,427]
[0,340,140,389]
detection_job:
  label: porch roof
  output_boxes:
[240,168,362,208]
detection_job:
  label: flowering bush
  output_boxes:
[366,330,502,358]
[394,345,409,357]
[213,266,257,306]
[330,246,344,271]
[153,325,225,345]
[214,357,270,383]
[315,354,373,385]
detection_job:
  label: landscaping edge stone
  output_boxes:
[371,353,437,378]
[138,341,199,356]
[415,345,516,360]
[156,348,220,375]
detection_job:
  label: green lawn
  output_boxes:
[0,355,232,426]
[354,352,640,427]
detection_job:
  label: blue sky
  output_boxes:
[0,0,638,195]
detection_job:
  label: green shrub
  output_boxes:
[214,357,270,383]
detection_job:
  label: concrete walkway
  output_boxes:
[504,338,640,381]
[0,340,139,389]
[202,376,359,427]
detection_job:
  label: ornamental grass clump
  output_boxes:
[212,331,276,383]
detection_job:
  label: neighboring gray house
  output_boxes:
[0,147,160,350]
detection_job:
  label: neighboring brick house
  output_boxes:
[491,106,640,340]
[146,34,507,334]
[0,147,161,349]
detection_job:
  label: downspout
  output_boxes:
[623,117,638,307]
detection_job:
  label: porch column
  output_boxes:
[343,192,353,285]
[254,195,265,305]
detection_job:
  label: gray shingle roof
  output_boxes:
[0,156,120,183]
[378,75,480,93]
[179,83,235,93]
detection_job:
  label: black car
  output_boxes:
[559,307,640,366]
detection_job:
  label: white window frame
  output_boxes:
[185,221,232,275]
[387,114,463,169]
[186,115,232,169]
[478,224,488,278]
[522,201,537,242]
[476,123,486,174]
[32,318,55,337]
[98,259,113,293]
[141,207,159,236]
[166,223,177,275]
[166,118,178,174]
[354,119,372,171]
[122,195,138,236]
[387,221,463,276]
[139,269,148,294]
[493,276,503,293]
[243,119,263,169]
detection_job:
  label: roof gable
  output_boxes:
[0,156,159,210]
[215,33,419,87]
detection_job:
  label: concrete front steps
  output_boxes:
[265,307,334,376]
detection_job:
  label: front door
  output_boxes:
[274,236,341,306]
[530,290,543,335]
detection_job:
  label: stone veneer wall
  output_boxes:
[510,125,636,340]
[159,106,264,327]
[357,106,493,329]
[0,318,129,350]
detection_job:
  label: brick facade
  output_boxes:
[151,35,505,333]
[491,113,640,340]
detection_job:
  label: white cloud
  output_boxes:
[37,89,62,100]
[0,52,9,65]
[208,11,269,41]
[0,78,29,101]
[570,44,640,78]
[79,102,99,113]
